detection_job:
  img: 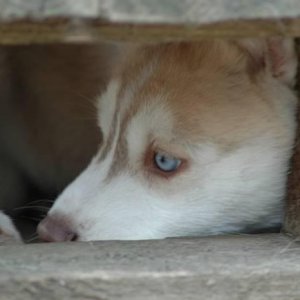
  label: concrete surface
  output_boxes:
[1,234,300,300]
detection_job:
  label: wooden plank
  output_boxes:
[0,0,299,43]
[283,42,300,236]
[1,234,300,300]
[285,132,300,235]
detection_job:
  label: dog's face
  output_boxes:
[38,39,297,241]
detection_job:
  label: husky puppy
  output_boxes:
[37,38,298,241]
[2,38,298,242]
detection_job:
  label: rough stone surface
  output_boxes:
[1,234,300,299]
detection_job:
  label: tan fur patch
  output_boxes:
[113,41,285,152]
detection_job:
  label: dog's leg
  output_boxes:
[0,156,27,245]
[0,211,22,244]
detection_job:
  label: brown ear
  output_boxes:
[237,38,297,87]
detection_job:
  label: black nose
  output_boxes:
[37,215,78,242]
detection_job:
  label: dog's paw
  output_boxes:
[0,211,22,244]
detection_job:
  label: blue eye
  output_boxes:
[154,152,181,172]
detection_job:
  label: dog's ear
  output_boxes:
[237,38,297,87]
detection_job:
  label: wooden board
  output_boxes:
[0,0,300,43]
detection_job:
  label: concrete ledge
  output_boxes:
[1,234,300,300]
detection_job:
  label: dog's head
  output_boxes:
[38,38,298,241]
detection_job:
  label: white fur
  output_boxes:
[126,97,174,165]
[50,133,292,240]
[0,211,21,243]
[97,80,120,140]
[47,84,297,241]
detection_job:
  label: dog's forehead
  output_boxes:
[116,41,271,145]
[117,41,238,118]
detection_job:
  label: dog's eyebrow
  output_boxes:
[104,134,128,181]
[97,99,121,163]
[97,55,159,179]
[104,92,144,181]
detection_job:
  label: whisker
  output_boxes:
[13,206,50,212]
[26,199,54,205]
[26,234,39,243]
[62,91,98,119]
[18,215,44,222]
[26,232,38,239]
[74,91,97,107]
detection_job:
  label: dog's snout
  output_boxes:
[37,216,78,242]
